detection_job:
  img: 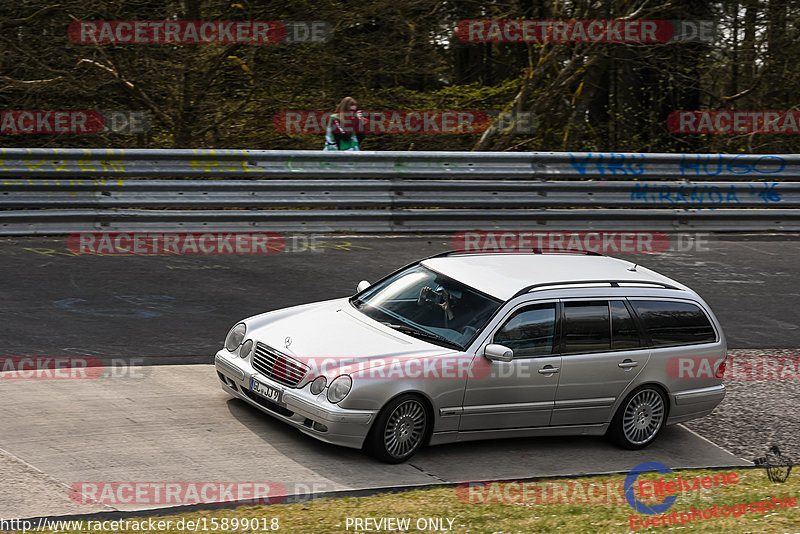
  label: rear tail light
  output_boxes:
[715,358,728,378]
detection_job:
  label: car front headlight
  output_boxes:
[327,375,352,403]
[239,339,254,359]
[310,376,327,395]
[225,323,246,352]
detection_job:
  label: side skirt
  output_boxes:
[428,423,610,446]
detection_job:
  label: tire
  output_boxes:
[365,394,429,463]
[607,385,667,450]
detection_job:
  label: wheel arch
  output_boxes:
[367,389,436,446]
[612,381,671,422]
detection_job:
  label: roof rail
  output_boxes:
[427,248,603,259]
[511,279,682,299]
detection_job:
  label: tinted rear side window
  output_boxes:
[563,301,610,353]
[631,300,716,347]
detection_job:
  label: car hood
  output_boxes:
[243,298,458,382]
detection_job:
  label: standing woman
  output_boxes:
[324,97,368,151]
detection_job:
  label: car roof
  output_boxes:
[421,253,687,301]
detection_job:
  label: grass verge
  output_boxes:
[4,467,800,533]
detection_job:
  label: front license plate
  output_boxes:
[251,378,283,404]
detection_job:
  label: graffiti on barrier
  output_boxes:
[679,154,786,176]
[630,183,782,204]
[569,153,645,175]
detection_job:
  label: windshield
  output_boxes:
[351,264,503,349]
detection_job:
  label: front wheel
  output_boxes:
[607,386,667,449]
[365,394,429,463]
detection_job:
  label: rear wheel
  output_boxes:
[608,386,667,449]
[365,394,429,463]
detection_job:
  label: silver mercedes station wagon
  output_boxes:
[214,251,726,463]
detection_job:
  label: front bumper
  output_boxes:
[214,351,376,449]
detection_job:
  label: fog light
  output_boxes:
[312,421,328,432]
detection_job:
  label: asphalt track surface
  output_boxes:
[1,365,746,520]
[0,233,797,519]
[1,233,798,365]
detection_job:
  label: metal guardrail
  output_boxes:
[1,149,799,233]
[0,180,794,208]
[1,148,798,179]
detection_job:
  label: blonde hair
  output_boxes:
[336,96,358,115]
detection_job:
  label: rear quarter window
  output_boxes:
[630,300,717,347]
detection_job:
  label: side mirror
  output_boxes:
[356,280,371,292]
[484,344,513,363]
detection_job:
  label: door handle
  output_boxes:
[538,366,560,374]
[618,360,638,369]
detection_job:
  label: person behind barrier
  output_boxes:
[324,97,368,151]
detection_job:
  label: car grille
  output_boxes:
[251,342,308,387]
